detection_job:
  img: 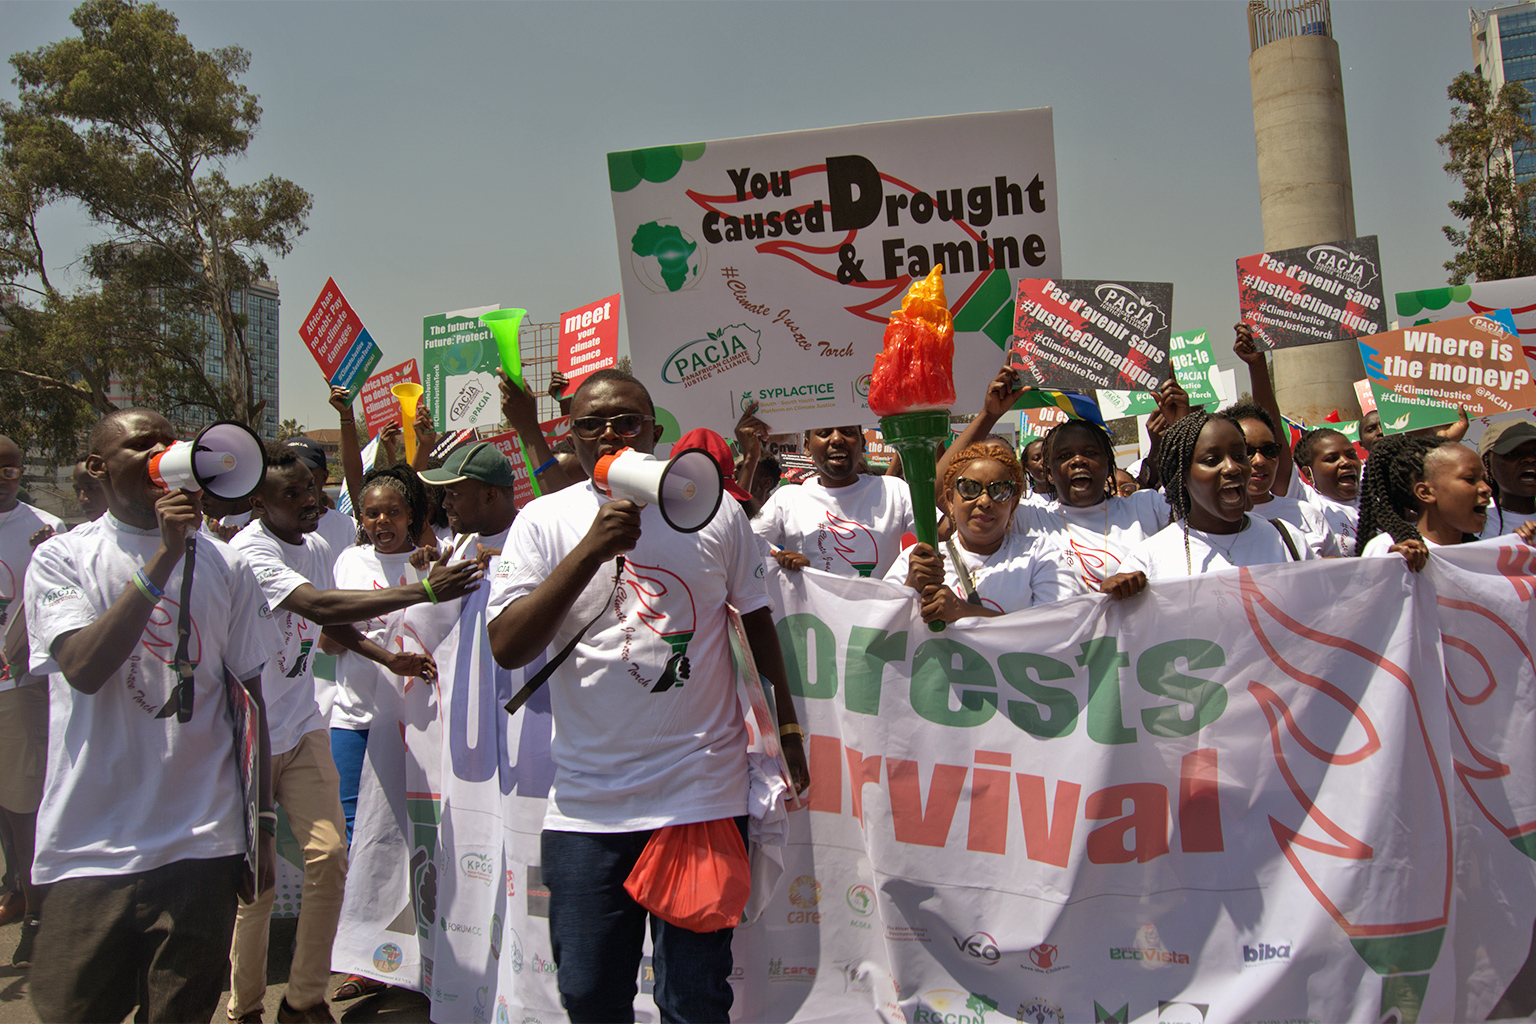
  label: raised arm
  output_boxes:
[733,400,770,500]
[330,385,364,512]
[1234,324,1292,494]
[500,369,576,493]
[937,367,1029,484]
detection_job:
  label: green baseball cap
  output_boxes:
[419,442,517,487]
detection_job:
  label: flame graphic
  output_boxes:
[620,560,696,641]
[139,597,202,667]
[824,513,879,576]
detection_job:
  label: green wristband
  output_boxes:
[132,571,161,603]
[422,578,439,605]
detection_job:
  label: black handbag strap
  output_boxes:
[505,557,623,716]
[156,536,198,722]
[1270,518,1302,562]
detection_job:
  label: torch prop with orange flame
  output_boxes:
[868,267,956,632]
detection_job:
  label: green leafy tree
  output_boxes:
[276,417,305,442]
[1440,70,1536,285]
[0,0,310,456]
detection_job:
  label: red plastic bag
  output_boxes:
[624,818,751,933]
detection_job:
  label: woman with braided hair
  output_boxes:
[1355,435,1528,569]
[1477,420,1536,537]
[1111,408,1313,588]
[885,441,1072,623]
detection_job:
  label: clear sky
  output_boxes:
[2,0,1479,432]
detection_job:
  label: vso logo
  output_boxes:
[953,931,1001,965]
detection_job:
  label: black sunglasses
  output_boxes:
[1248,442,1281,460]
[954,477,1016,503]
[571,414,654,440]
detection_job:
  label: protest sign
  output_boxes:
[558,293,620,395]
[1009,278,1173,391]
[357,359,422,439]
[1099,328,1219,416]
[1236,235,1387,349]
[1360,310,1536,432]
[423,305,503,433]
[300,278,382,402]
[1020,403,1068,440]
[480,429,536,506]
[1355,378,1378,416]
[608,110,1062,440]
[335,543,1536,1024]
[1397,275,1536,344]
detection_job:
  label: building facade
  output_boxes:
[1473,2,1536,183]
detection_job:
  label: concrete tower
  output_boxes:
[1247,0,1366,425]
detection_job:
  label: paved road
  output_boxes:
[0,910,431,1024]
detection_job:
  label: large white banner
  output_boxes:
[608,111,1062,442]
[335,540,1536,1024]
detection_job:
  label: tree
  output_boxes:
[1440,70,1536,285]
[0,0,310,456]
[276,417,305,442]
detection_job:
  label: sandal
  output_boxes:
[331,975,386,1002]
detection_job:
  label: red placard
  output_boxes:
[358,360,423,438]
[480,430,535,506]
[558,294,621,395]
[299,278,366,377]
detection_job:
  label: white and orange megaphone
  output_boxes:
[393,381,424,464]
[592,447,723,534]
[147,421,267,500]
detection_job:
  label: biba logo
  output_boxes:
[953,931,1001,965]
[1241,940,1292,965]
[661,324,761,387]
[1305,244,1376,288]
[1092,283,1164,335]
[787,874,821,924]
[912,989,998,1024]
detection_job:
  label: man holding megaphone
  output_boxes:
[22,409,283,1023]
[487,369,809,1023]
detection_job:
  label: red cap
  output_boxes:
[674,428,752,502]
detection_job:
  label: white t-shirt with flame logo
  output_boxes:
[752,474,915,579]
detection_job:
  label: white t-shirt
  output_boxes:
[317,506,358,559]
[25,514,278,881]
[490,481,767,832]
[882,531,1074,613]
[1482,506,1536,539]
[330,545,422,730]
[230,520,334,755]
[0,501,65,691]
[1012,489,1169,594]
[1120,514,1315,580]
[1249,494,1343,557]
[752,474,915,579]
[1018,491,1057,511]
[1359,532,1445,558]
[1302,488,1360,553]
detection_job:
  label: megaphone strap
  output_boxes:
[154,536,199,724]
[505,556,624,717]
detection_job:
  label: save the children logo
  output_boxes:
[820,512,879,577]
[617,559,697,693]
[661,324,761,387]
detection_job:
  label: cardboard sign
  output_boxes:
[1236,235,1387,350]
[1020,404,1069,441]
[1098,328,1220,416]
[609,109,1062,440]
[423,305,503,433]
[1010,278,1173,392]
[1359,311,1536,432]
[1354,379,1378,417]
[479,430,536,507]
[558,294,620,395]
[357,359,422,439]
[300,278,382,402]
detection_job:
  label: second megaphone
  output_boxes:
[148,421,268,501]
[593,447,723,534]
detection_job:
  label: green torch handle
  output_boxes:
[880,411,951,633]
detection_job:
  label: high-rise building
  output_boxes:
[104,279,282,440]
[1472,2,1536,183]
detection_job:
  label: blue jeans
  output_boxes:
[541,818,747,1024]
[329,727,369,844]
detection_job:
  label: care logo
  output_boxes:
[630,219,704,293]
[661,325,762,387]
[846,883,875,916]
[372,942,403,974]
[459,849,495,886]
[911,989,998,1024]
[1305,244,1377,288]
[953,931,1001,965]
[788,875,822,908]
[1241,939,1292,966]
[1093,283,1165,335]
